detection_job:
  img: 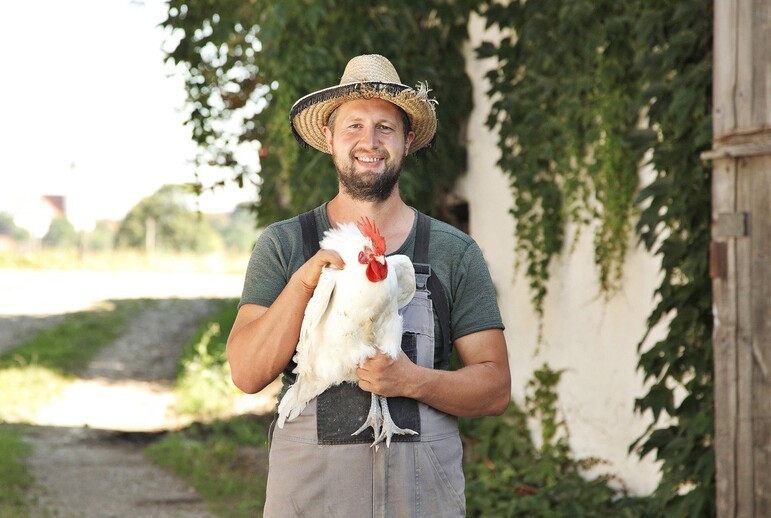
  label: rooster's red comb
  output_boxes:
[357,217,386,255]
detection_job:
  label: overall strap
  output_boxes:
[415,212,452,368]
[299,210,320,260]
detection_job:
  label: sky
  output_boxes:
[0,0,257,233]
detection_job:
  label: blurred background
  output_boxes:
[0,0,257,269]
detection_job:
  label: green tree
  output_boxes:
[85,220,117,251]
[209,205,257,252]
[42,216,78,249]
[115,184,222,253]
[0,213,30,241]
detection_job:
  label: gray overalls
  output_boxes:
[262,212,465,518]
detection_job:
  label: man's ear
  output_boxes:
[404,131,416,156]
[322,126,334,153]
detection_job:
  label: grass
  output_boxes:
[174,299,243,418]
[0,366,70,423]
[0,299,145,420]
[145,415,271,517]
[0,300,144,373]
[0,426,33,516]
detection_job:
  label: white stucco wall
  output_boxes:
[456,13,664,496]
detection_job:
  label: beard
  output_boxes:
[334,149,403,202]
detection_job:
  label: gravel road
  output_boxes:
[0,268,274,518]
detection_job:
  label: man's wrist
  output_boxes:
[289,270,317,297]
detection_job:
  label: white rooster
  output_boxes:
[277,217,417,447]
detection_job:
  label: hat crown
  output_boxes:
[339,54,402,86]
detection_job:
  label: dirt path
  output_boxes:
[0,269,273,518]
[25,426,216,518]
[33,299,223,432]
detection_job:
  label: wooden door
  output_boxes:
[708,0,771,516]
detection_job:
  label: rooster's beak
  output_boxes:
[376,255,386,265]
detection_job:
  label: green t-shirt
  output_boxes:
[239,204,505,368]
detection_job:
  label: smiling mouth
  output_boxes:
[356,156,384,163]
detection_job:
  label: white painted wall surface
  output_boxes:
[456,13,664,496]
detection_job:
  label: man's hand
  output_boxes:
[356,350,417,397]
[356,329,511,418]
[293,249,345,294]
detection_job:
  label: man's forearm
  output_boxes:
[226,275,313,394]
[409,361,511,418]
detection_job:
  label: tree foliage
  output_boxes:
[208,205,258,252]
[42,216,79,249]
[115,184,222,253]
[161,0,480,228]
[0,213,30,241]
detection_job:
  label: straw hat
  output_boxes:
[289,54,437,154]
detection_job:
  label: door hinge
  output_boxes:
[715,212,748,238]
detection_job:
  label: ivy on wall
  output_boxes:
[631,0,714,514]
[478,0,714,515]
[477,0,651,317]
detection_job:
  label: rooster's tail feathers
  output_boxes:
[276,379,316,428]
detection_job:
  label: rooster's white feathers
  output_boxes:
[277,219,416,434]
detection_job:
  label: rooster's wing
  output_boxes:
[388,254,416,309]
[294,266,338,373]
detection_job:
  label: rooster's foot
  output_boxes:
[352,392,382,442]
[373,395,418,448]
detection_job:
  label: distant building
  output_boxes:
[7,195,66,239]
[0,234,14,252]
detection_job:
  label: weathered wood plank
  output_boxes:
[712,157,739,518]
[735,157,754,518]
[735,0,755,130]
[711,0,771,514]
[712,0,737,137]
[750,156,771,514]
[750,1,771,128]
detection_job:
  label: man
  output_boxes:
[227,54,510,517]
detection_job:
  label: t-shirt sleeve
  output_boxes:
[239,225,292,308]
[449,241,505,341]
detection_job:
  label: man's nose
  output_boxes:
[362,125,378,148]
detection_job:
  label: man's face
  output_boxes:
[322,98,416,202]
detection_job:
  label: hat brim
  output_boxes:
[290,82,437,155]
